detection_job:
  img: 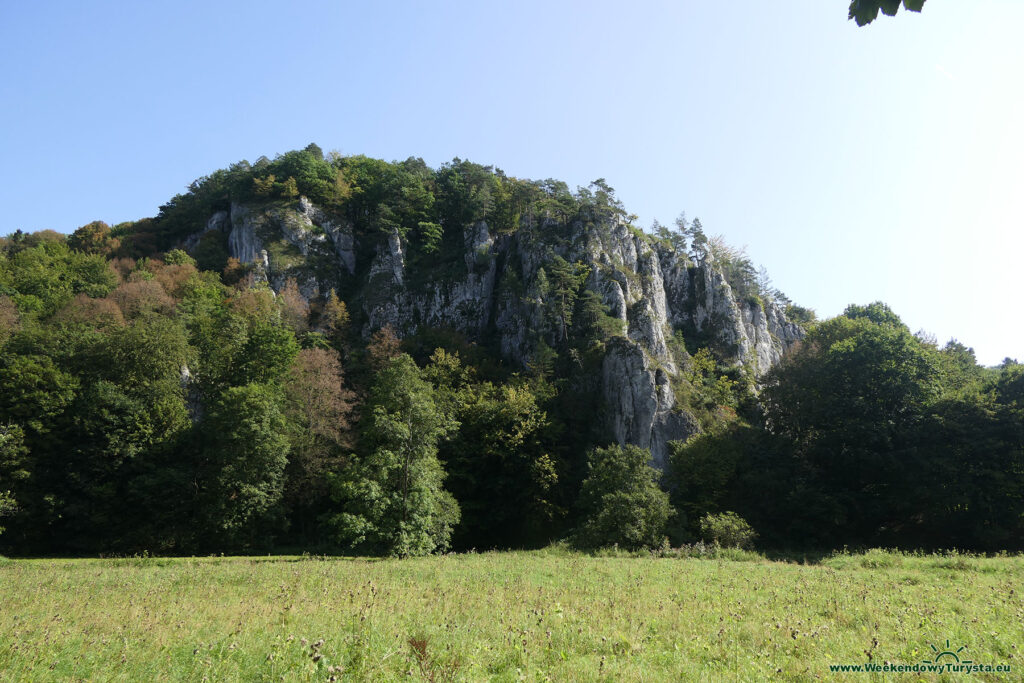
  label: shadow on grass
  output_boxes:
[0,550,380,566]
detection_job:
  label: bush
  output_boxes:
[163,249,196,267]
[0,490,17,537]
[575,444,675,550]
[699,511,757,549]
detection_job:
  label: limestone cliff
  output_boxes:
[187,197,804,465]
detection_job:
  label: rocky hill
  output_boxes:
[12,149,1012,557]
[184,193,804,466]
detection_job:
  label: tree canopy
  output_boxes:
[2,146,1022,557]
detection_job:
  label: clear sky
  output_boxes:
[1,1,1021,365]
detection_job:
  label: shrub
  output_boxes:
[575,444,675,550]
[699,511,757,549]
[163,249,195,266]
[859,548,905,569]
[0,490,16,537]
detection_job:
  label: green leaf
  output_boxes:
[849,1,881,26]
[850,0,926,25]
[879,0,901,16]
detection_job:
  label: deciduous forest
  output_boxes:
[1,145,1021,557]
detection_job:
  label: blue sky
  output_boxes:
[1,1,1021,364]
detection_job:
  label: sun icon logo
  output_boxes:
[922,640,973,665]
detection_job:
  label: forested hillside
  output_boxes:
[1,145,1021,556]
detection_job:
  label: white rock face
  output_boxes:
[362,222,499,338]
[298,196,356,274]
[367,228,405,287]
[463,220,494,272]
[227,204,265,264]
[602,337,698,468]
[628,298,674,374]
[192,199,804,467]
[661,250,803,374]
[219,198,356,280]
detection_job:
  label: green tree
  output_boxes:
[575,444,674,550]
[252,174,276,197]
[270,149,345,206]
[321,289,350,344]
[303,142,324,159]
[843,300,905,328]
[17,313,193,551]
[699,511,757,549]
[760,307,942,545]
[0,356,78,546]
[58,381,175,550]
[231,318,301,386]
[575,290,625,346]
[198,383,291,547]
[687,217,708,257]
[994,364,1024,411]
[281,348,354,538]
[535,179,579,224]
[341,156,434,238]
[668,431,745,533]
[68,221,113,254]
[904,395,1024,550]
[103,316,190,391]
[936,339,986,398]
[429,349,563,549]
[0,424,29,541]
[330,354,459,556]
[0,354,77,436]
[0,489,14,538]
[659,213,688,253]
[764,314,939,441]
[544,256,589,341]
[576,178,628,223]
[434,159,500,229]
[417,221,444,254]
[0,240,116,315]
[280,176,299,199]
[163,249,195,266]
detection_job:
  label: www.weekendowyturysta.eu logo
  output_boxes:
[923,639,971,666]
[828,639,1013,675]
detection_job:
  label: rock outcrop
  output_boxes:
[187,197,804,465]
[603,337,699,468]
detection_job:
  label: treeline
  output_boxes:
[0,229,630,555]
[107,143,634,274]
[671,303,1024,552]
[1,146,1022,555]
[3,230,1021,556]
[0,145,733,557]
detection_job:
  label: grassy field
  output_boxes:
[1,548,1021,681]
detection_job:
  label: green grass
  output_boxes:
[1,549,1021,681]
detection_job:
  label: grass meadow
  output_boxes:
[1,548,1021,681]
